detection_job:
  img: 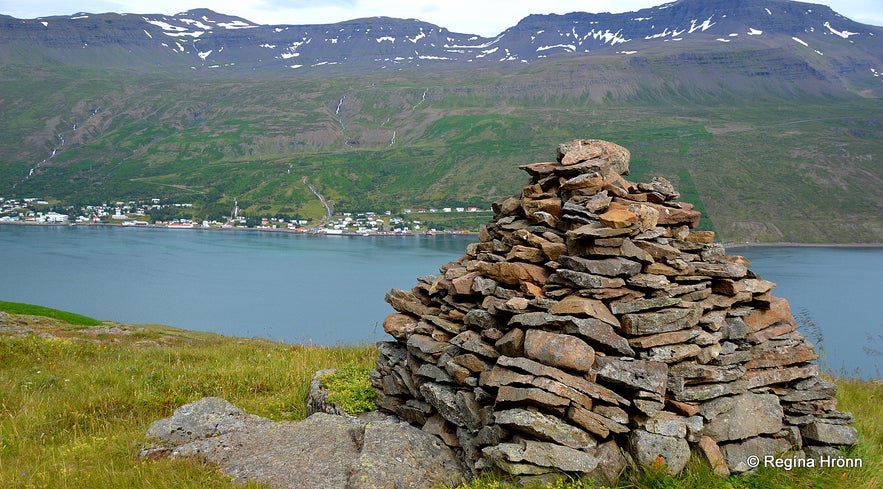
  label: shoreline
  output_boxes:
[2,222,880,246]
[0,220,478,237]
[724,241,883,249]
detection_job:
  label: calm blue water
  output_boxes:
[0,225,470,345]
[730,246,882,379]
[0,225,879,378]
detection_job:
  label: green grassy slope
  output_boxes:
[1,63,881,242]
[0,313,879,489]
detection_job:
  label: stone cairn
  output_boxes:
[371,139,857,481]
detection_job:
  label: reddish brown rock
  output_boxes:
[522,198,563,219]
[685,231,716,243]
[743,297,794,333]
[524,329,595,372]
[698,436,731,476]
[621,200,700,228]
[549,295,620,327]
[744,345,818,369]
[481,261,550,286]
[557,139,631,176]
[599,207,638,229]
[383,313,419,341]
[451,272,480,295]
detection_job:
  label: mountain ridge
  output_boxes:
[1,0,881,81]
[1,0,881,243]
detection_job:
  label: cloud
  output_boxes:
[0,0,880,34]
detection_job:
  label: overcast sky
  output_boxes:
[1,1,880,36]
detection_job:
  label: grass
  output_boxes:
[0,301,102,326]
[0,314,375,489]
[1,310,880,489]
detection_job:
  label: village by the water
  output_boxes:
[0,196,487,235]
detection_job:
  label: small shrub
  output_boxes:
[320,364,376,414]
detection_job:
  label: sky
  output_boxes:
[1,1,881,37]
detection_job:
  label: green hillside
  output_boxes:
[1,62,881,242]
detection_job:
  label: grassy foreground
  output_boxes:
[0,306,880,489]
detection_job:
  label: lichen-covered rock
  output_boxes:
[702,393,784,442]
[628,429,691,474]
[143,399,467,489]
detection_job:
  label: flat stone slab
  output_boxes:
[142,397,466,489]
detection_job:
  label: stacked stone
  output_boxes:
[371,139,857,481]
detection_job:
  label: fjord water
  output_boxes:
[0,225,467,345]
[730,245,882,379]
[0,225,879,378]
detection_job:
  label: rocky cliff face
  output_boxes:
[372,139,857,481]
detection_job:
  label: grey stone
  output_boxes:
[669,363,745,384]
[586,440,628,485]
[610,296,681,315]
[495,408,596,449]
[627,273,670,289]
[143,399,466,489]
[673,379,749,402]
[691,262,748,279]
[548,269,625,289]
[563,317,635,357]
[628,429,691,474]
[450,330,500,359]
[483,439,601,474]
[351,418,467,488]
[307,369,346,416]
[146,397,270,444]
[471,276,499,296]
[419,382,481,430]
[407,334,449,356]
[416,363,453,383]
[464,309,501,330]
[640,343,702,363]
[558,255,643,277]
[703,393,784,442]
[634,397,666,417]
[508,312,569,329]
[801,422,858,446]
[721,317,748,340]
[595,356,668,396]
[497,385,570,409]
[386,288,439,317]
[720,436,792,473]
[644,412,688,438]
[620,306,701,335]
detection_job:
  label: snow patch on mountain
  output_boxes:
[823,22,858,39]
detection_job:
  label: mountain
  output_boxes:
[1,0,881,243]
[1,1,881,76]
